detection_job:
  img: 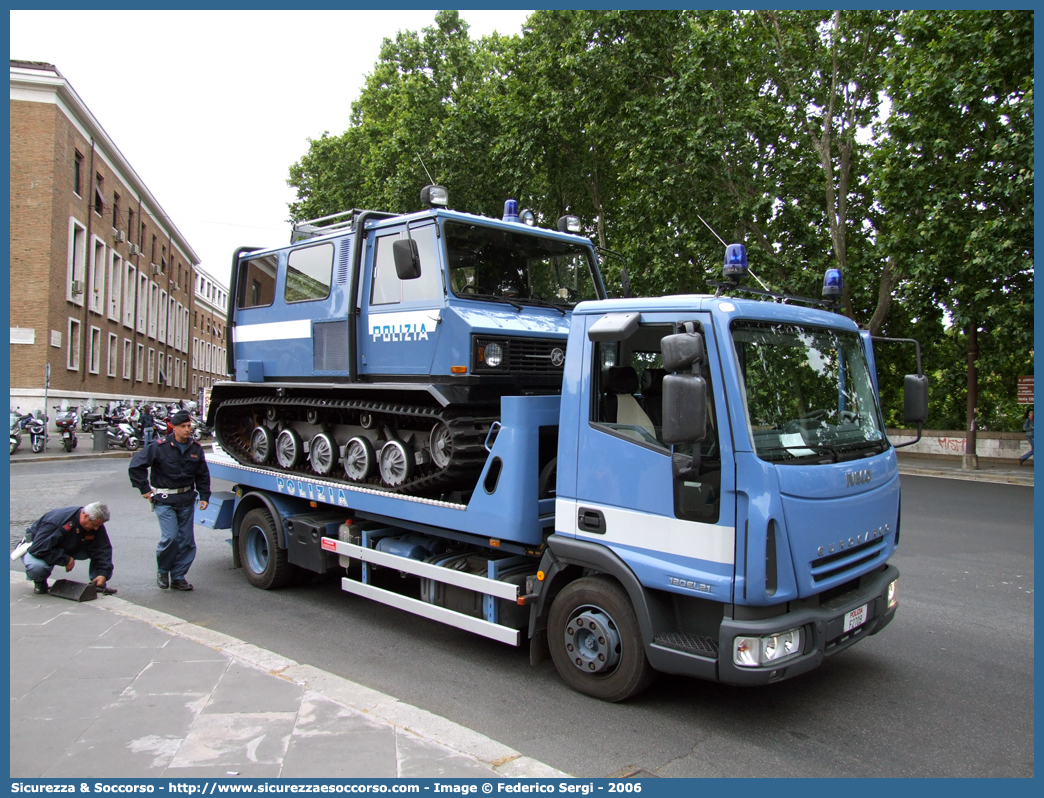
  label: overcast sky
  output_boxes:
[10,9,534,287]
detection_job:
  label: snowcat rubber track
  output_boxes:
[214,396,496,497]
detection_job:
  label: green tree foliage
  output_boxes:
[287,10,1033,430]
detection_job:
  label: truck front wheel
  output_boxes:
[237,508,294,589]
[547,576,655,702]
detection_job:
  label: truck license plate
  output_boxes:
[843,604,868,632]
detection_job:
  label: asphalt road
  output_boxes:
[8,460,1034,778]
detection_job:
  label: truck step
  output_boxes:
[653,631,719,657]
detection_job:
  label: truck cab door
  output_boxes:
[557,313,737,599]
[358,222,444,377]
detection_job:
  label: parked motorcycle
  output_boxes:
[54,407,79,453]
[105,418,141,451]
[24,413,47,453]
[10,410,22,455]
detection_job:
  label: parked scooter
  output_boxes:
[54,407,79,453]
[24,412,47,453]
[10,410,23,455]
[105,418,141,451]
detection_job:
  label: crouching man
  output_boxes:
[22,503,114,595]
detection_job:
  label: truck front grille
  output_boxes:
[810,537,886,584]
[473,336,567,374]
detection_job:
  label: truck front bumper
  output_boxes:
[648,564,899,686]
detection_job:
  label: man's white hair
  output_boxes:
[82,502,111,522]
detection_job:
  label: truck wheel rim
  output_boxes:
[343,437,374,481]
[564,607,621,675]
[379,440,413,487]
[250,427,271,463]
[309,433,336,475]
[244,525,269,573]
[275,429,301,468]
[429,423,452,469]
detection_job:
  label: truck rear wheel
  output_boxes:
[237,508,294,589]
[548,576,654,702]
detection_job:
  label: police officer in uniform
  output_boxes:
[128,409,210,591]
[21,503,114,594]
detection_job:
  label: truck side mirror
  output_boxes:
[903,374,929,425]
[660,331,708,479]
[662,373,707,445]
[392,239,422,280]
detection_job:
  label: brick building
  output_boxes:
[10,60,229,424]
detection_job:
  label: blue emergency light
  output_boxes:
[724,244,748,280]
[822,268,843,299]
[503,199,519,223]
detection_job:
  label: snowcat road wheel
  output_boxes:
[429,422,452,470]
[275,428,304,469]
[250,426,274,464]
[237,507,294,589]
[358,412,377,430]
[309,432,337,475]
[306,409,320,425]
[548,576,655,702]
[379,440,414,488]
[343,436,375,482]
[266,406,278,422]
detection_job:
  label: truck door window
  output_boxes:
[237,254,277,309]
[590,323,720,523]
[371,225,442,306]
[285,242,334,303]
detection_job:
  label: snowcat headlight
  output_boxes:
[480,341,504,368]
[421,185,449,208]
[520,208,536,226]
[557,215,581,233]
[733,628,803,668]
[887,578,898,610]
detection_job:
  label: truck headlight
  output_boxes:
[887,578,898,610]
[733,628,803,668]
[481,341,503,368]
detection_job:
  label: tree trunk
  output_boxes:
[963,326,979,470]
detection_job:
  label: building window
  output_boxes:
[107,333,118,377]
[88,327,101,374]
[192,337,198,369]
[192,373,197,393]
[182,308,189,351]
[73,152,83,196]
[128,208,135,242]
[137,273,148,333]
[148,282,158,338]
[158,289,168,341]
[136,343,145,382]
[94,173,104,216]
[182,360,187,388]
[167,297,176,346]
[174,357,180,389]
[124,264,136,328]
[112,193,121,230]
[68,217,87,305]
[123,338,132,380]
[147,348,155,383]
[151,234,157,264]
[108,251,122,321]
[67,319,81,371]
[167,355,173,387]
[90,237,106,314]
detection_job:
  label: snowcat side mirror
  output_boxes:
[903,374,929,425]
[661,330,708,451]
[392,239,422,280]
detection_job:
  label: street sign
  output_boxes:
[1017,375,1034,405]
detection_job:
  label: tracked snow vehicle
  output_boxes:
[211,188,606,497]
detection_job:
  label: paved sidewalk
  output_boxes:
[9,572,569,779]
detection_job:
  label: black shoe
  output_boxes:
[157,571,169,589]
[170,579,194,591]
[33,580,49,595]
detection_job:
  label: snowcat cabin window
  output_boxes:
[732,321,890,464]
[237,254,277,309]
[371,225,442,307]
[285,242,334,303]
[590,323,721,523]
[444,222,598,308]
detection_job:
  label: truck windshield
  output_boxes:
[444,221,600,308]
[732,321,889,464]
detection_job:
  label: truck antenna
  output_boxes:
[416,153,437,186]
